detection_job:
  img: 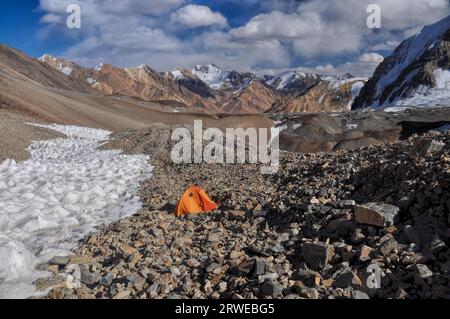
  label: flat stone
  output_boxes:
[301,242,335,270]
[69,256,91,265]
[49,256,70,266]
[355,203,399,227]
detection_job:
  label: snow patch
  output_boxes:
[170,70,184,80]
[434,68,450,90]
[86,77,98,86]
[0,124,152,298]
[61,67,72,76]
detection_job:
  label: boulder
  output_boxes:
[354,203,399,227]
[301,242,335,270]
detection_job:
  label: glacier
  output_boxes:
[0,124,152,298]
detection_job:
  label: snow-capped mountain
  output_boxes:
[35,49,366,113]
[265,71,320,92]
[191,64,229,89]
[353,15,450,109]
[268,76,367,113]
[191,64,255,91]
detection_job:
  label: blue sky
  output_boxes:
[1,0,449,77]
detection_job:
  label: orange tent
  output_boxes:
[174,185,218,217]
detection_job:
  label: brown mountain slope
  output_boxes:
[40,54,281,113]
[0,45,92,93]
[0,45,273,131]
[268,77,366,113]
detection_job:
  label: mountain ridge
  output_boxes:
[353,15,450,109]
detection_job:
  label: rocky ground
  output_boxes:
[37,124,450,299]
[0,109,63,162]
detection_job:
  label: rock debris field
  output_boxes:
[34,124,450,299]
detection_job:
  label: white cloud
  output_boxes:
[40,13,64,24]
[37,0,450,77]
[171,5,228,28]
[39,0,185,16]
[231,11,324,40]
[358,53,384,63]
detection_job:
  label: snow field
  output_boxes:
[0,124,153,298]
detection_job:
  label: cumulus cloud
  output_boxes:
[171,5,228,28]
[230,0,449,58]
[37,0,450,76]
[39,0,185,16]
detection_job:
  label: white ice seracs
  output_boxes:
[0,124,152,298]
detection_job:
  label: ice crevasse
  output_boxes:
[0,124,153,298]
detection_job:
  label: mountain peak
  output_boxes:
[353,15,450,109]
[265,70,320,91]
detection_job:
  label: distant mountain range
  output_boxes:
[38,54,366,114]
[1,15,449,115]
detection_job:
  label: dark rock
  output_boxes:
[355,203,399,227]
[261,280,283,298]
[294,269,320,287]
[237,260,255,276]
[334,271,362,288]
[99,272,114,286]
[301,242,335,270]
[253,259,266,277]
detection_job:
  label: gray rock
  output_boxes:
[99,272,114,286]
[49,256,70,266]
[301,242,335,270]
[79,266,99,285]
[415,139,445,156]
[261,280,283,298]
[253,259,266,277]
[355,203,399,227]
